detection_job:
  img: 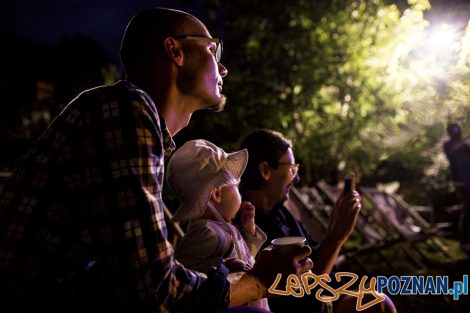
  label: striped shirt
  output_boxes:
[0,81,228,313]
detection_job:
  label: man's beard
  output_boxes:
[208,94,227,112]
[177,66,227,112]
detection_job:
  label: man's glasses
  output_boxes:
[278,162,300,177]
[171,35,223,62]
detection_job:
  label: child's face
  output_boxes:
[218,184,242,221]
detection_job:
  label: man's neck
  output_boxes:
[159,95,194,135]
[128,75,196,136]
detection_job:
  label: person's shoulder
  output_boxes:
[74,81,157,113]
[183,220,232,252]
[75,81,141,100]
[201,220,227,235]
[67,84,111,101]
[66,82,125,107]
[178,220,217,248]
[188,220,220,238]
[443,140,453,154]
[200,220,234,245]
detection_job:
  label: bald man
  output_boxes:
[0,8,312,313]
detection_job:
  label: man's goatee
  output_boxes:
[209,95,227,112]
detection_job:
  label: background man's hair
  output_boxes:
[240,129,293,192]
[120,7,189,75]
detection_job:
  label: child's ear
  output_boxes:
[259,162,271,181]
[210,186,222,203]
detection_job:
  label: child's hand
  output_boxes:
[240,201,256,236]
[224,257,252,272]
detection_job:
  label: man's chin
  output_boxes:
[209,94,227,112]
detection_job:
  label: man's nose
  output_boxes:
[218,62,228,77]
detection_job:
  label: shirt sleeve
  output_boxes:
[239,225,267,257]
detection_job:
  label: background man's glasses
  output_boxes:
[278,162,300,176]
[171,35,223,62]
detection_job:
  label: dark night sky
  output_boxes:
[0,0,206,64]
[1,0,469,64]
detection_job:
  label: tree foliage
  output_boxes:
[180,0,470,192]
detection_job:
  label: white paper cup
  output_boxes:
[271,236,306,253]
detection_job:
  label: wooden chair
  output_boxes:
[359,186,456,262]
[289,184,408,276]
[314,180,434,274]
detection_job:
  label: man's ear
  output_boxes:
[210,186,222,203]
[259,162,271,181]
[163,37,184,66]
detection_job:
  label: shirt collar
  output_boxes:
[119,80,176,157]
[159,114,176,157]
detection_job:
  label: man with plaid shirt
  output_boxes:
[0,7,312,313]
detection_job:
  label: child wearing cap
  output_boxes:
[167,139,269,310]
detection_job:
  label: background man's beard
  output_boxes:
[209,94,227,112]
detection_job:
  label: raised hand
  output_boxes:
[240,201,256,236]
[327,190,362,245]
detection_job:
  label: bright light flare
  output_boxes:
[428,24,457,55]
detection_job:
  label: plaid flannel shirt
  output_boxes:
[0,81,228,313]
